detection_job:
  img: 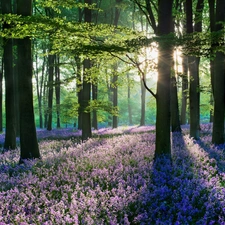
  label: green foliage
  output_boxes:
[60,93,79,125]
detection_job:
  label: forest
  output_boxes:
[0,0,225,224]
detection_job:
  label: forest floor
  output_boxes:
[0,124,225,224]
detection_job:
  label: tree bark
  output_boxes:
[171,74,181,132]
[17,0,40,162]
[186,0,204,139]
[75,56,83,130]
[47,53,54,131]
[55,55,60,128]
[180,54,188,125]
[2,0,16,150]
[155,0,173,157]
[82,0,92,141]
[82,59,92,140]
[212,0,225,144]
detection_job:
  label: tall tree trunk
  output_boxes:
[82,58,92,140]
[82,0,92,141]
[171,74,181,132]
[75,56,82,130]
[47,53,54,131]
[17,0,40,162]
[186,0,204,139]
[155,0,173,157]
[13,40,20,137]
[2,0,16,150]
[55,55,60,128]
[180,54,188,125]
[189,56,200,139]
[111,1,122,129]
[212,0,225,144]
[208,0,216,123]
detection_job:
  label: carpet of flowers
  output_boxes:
[0,124,225,224]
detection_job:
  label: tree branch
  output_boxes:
[125,54,157,98]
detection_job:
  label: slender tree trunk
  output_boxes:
[55,55,60,128]
[2,0,16,150]
[171,74,181,132]
[47,53,54,131]
[75,56,83,130]
[155,0,173,157]
[17,0,40,162]
[111,0,122,129]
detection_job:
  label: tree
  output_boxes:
[2,0,17,150]
[212,0,225,144]
[82,0,92,141]
[186,0,204,140]
[17,0,40,162]
[155,0,174,157]
[55,55,61,128]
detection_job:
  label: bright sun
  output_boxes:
[138,44,183,83]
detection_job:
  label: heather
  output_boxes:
[0,125,225,224]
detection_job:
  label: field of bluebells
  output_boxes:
[1,124,225,224]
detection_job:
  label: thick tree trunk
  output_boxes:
[189,56,200,139]
[155,0,173,157]
[17,0,40,162]
[81,0,92,141]
[212,0,225,144]
[3,38,16,150]
[212,53,225,143]
[13,40,20,137]
[186,0,204,139]
[2,0,16,150]
[180,54,188,125]
[17,37,40,162]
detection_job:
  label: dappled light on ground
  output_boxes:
[0,125,225,224]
